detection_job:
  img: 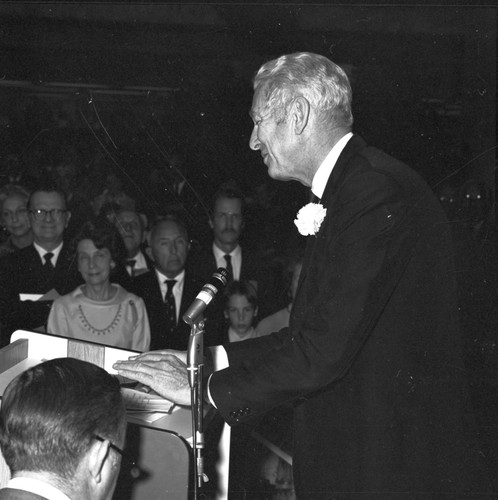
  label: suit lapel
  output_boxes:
[296,135,368,290]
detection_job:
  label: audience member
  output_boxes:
[0,357,126,500]
[223,280,259,343]
[108,208,153,278]
[47,217,150,351]
[131,215,206,350]
[190,182,258,284]
[0,185,33,258]
[0,184,82,344]
[189,182,270,337]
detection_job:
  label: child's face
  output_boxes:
[225,294,257,336]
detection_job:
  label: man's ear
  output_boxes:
[87,438,110,485]
[145,246,155,262]
[292,96,310,135]
[64,210,72,228]
[139,213,148,243]
[208,217,214,229]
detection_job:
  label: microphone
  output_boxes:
[183,268,229,325]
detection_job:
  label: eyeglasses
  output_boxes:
[93,434,124,457]
[29,209,67,221]
[94,434,146,480]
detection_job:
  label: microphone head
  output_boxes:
[213,267,229,288]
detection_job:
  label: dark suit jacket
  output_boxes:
[210,136,491,496]
[0,243,82,343]
[0,488,49,500]
[132,269,215,350]
[188,245,260,285]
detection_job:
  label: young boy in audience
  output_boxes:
[223,280,259,343]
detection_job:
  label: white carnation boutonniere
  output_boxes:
[294,202,327,236]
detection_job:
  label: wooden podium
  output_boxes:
[0,330,194,500]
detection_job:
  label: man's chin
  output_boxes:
[268,168,290,182]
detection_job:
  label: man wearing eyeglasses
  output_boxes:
[0,185,82,344]
[0,357,126,500]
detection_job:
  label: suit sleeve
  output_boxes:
[211,169,411,424]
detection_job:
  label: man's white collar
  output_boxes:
[311,132,353,200]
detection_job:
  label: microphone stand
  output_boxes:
[187,314,207,498]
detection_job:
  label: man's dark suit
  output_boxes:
[210,136,490,496]
[0,244,82,344]
[132,270,209,350]
[0,489,48,500]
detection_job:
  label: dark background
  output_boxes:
[0,3,495,235]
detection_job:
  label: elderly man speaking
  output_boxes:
[114,52,492,498]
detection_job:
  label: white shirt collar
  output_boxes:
[155,268,185,287]
[311,132,353,200]
[33,241,64,266]
[7,477,71,500]
[213,243,242,280]
[212,243,241,261]
[155,269,185,321]
[130,250,148,270]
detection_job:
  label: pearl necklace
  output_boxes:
[78,303,123,336]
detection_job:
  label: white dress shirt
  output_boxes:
[127,250,149,276]
[213,243,241,281]
[6,477,71,500]
[33,242,63,267]
[155,268,185,323]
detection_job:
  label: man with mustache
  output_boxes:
[189,182,262,344]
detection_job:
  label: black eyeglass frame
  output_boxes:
[93,434,124,456]
[29,208,67,221]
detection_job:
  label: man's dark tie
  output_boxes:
[164,279,177,335]
[309,192,320,203]
[43,252,54,270]
[126,259,136,277]
[224,254,233,282]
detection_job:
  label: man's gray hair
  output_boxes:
[253,52,353,128]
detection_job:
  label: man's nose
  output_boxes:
[249,128,260,151]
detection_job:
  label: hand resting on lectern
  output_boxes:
[114,350,191,406]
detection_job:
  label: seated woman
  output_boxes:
[0,184,33,258]
[47,217,150,351]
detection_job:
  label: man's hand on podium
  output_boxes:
[113,350,191,406]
